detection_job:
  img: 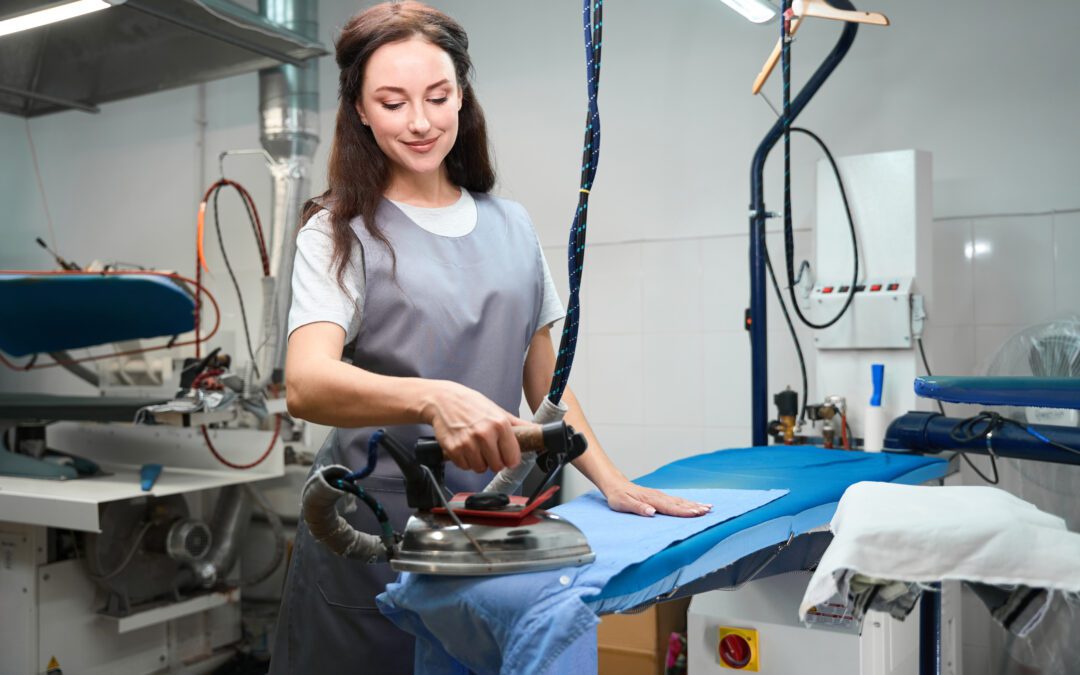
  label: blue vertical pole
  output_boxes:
[749,186,769,446]
[747,10,859,446]
[919,584,942,675]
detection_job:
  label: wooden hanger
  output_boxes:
[751,0,889,95]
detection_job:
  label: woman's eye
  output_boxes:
[382,102,405,111]
[429,97,448,105]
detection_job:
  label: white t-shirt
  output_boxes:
[287,189,565,343]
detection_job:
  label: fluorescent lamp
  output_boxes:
[718,0,779,23]
[0,0,125,39]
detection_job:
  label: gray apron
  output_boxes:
[270,194,544,674]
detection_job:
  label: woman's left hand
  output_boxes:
[602,479,712,518]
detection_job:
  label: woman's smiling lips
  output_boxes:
[403,137,438,153]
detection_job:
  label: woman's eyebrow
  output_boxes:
[374,79,450,94]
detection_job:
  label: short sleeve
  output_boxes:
[287,211,365,342]
[537,247,565,329]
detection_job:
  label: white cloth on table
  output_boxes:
[800,481,1080,623]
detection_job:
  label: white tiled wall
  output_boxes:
[926,210,1080,381]
[554,228,816,498]
[556,208,1080,500]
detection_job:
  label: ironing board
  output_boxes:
[590,446,946,612]
[0,273,194,357]
[378,446,947,674]
[914,375,1080,409]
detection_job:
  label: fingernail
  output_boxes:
[645,506,656,516]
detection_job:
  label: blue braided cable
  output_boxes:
[550,0,603,403]
[782,0,794,289]
[343,429,383,482]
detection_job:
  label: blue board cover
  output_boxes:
[0,274,195,357]
[596,445,947,606]
[915,375,1080,410]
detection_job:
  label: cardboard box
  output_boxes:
[598,597,690,675]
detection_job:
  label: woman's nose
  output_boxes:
[408,108,431,135]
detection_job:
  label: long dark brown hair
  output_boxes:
[303,1,496,286]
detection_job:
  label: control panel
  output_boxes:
[808,277,917,350]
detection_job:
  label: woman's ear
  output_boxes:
[355,100,369,126]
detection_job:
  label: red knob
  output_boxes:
[719,634,752,668]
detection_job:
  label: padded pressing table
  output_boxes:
[379,446,948,674]
[587,446,947,612]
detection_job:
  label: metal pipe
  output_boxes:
[255,0,320,388]
[748,6,859,446]
[48,351,100,386]
[0,82,99,114]
[885,411,1080,466]
[191,484,253,586]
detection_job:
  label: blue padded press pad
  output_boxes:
[590,446,947,612]
[915,375,1080,410]
[0,274,195,357]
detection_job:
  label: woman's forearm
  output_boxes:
[561,387,628,495]
[287,354,439,428]
[520,328,628,495]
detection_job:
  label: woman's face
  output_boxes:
[357,37,463,179]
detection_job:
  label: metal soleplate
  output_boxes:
[390,510,595,576]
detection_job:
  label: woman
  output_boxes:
[271,3,710,672]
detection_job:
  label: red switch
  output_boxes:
[870,284,882,292]
[720,634,753,669]
[822,286,834,294]
[887,283,899,291]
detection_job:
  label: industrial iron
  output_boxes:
[303,421,596,576]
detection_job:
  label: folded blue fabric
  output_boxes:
[377,487,787,675]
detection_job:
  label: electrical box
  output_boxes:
[809,277,914,350]
[688,572,919,675]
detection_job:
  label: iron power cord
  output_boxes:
[785,127,860,329]
[549,0,603,404]
[765,250,808,426]
[778,9,859,330]
[334,479,396,550]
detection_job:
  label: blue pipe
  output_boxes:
[749,6,860,446]
[885,411,1080,466]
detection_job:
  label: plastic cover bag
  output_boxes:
[984,316,1080,673]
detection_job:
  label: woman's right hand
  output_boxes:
[422,381,526,473]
